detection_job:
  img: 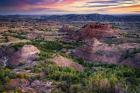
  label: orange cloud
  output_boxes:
[103,5,140,14]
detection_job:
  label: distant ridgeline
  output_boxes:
[0,14,140,22]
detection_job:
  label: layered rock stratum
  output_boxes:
[52,55,84,71]
[73,38,140,68]
[78,23,121,40]
[8,45,40,67]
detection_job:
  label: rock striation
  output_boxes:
[78,23,121,40]
[73,38,140,68]
[8,45,40,67]
[7,79,52,93]
[59,23,121,42]
[52,55,84,71]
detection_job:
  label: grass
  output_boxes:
[30,39,140,93]
[0,68,16,92]
[32,56,140,93]
[0,39,140,93]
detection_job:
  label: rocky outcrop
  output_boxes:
[0,48,7,68]
[72,38,140,68]
[31,80,52,93]
[0,46,15,68]
[7,79,52,93]
[8,45,40,67]
[59,25,74,33]
[7,79,30,90]
[78,23,121,40]
[26,31,59,41]
[121,53,140,68]
[52,55,84,71]
[59,23,121,42]
[58,25,79,42]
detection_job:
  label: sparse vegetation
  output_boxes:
[0,18,140,93]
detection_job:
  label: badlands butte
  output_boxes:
[0,16,140,93]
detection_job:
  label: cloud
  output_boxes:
[96,4,140,14]
[0,0,139,14]
[83,0,136,8]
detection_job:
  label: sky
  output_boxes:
[0,0,140,15]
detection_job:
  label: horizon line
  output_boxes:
[0,13,140,16]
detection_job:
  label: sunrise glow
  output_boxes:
[0,0,140,14]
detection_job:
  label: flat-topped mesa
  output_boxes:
[78,23,121,40]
